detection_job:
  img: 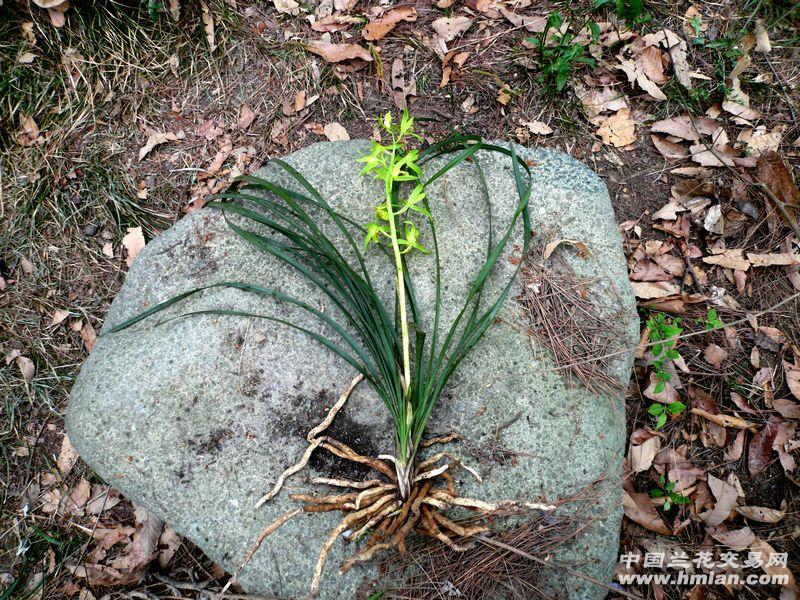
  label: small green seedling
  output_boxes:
[526,12,598,93]
[594,0,651,26]
[647,312,683,394]
[647,400,686,429]
[650,474,692,511]
[698,308,723,332]
[688,14,705,44]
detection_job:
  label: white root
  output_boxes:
[522,501,557,511]
[354,484,396,509]
[255,373,364,509]
[310,494,396,598]
[420,432,461,448]
[307,373,364,442]
[413,463,449,482]
[348,499,401,542]
[416,452,482,483]
[217,508,302,599]
[255,438,323,508]
[311,477,382,489]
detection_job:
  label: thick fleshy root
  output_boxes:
[235,375,556,600]
[239,436,555,599]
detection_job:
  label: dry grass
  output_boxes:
[517,243,627,394]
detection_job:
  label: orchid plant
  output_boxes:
[110,111,533,499]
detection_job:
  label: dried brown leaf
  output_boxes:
[122,227,145,268]
[700,473,739,526]
[724,430,746,461]
[709,526,755,551]
[323,122,349,141]
[748,253,800,267]
[738,503,786,523]
[651,135,688,160]
[273,0,299,14]
[774,397,800,419]
[748,420,778,476]
[756,151,799,219]
[362,7,417,41]
[629,435,660,473]
[690,408,757,431]
[238,104,256,130]
[623,491,672,535]
[309,40,372,63]
[157,526,182,568]
[596,108,636,147]
[138,131,181,161]
[630,280,680,299]
[200,1,216,52]
[57,434,79,475]
[702,249,749,271]
[431,16,473,42]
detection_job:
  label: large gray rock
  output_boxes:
[67,141,638,599]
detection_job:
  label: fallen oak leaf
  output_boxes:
[17,355,35,382]
[724,429,746,461]
[577,86,629,119]
[754,19,771,53]
[57,434,79,475]
[722,99,761,122]
[749,537,797,596]
[521,120,554,136]
[108,505,163,575]
[651,135,689,160]
[783,356,800,400]
[596,108,636,147]
[773,397,800,419]
[774,420,796,472]
[157,526,182,568]
[273,0,300,15]
[756,151,799,226]
[703,344,728,368]
[690,408,758,431]
[630,280,681,299]
[629,435,660,473]
[80,321,97,353]
[18,51,37,64]
[51,309,70,327]
[499,7,546,32]
[238,104,256,130]
[650,115,717,141]
[642,28,691,89]
[85,486,121,515]
[616,56,666,101]
[312,15,362,32]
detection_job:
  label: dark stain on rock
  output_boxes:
[309,408,380,480]
[186,427,234,457]
[271,387,382,480]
